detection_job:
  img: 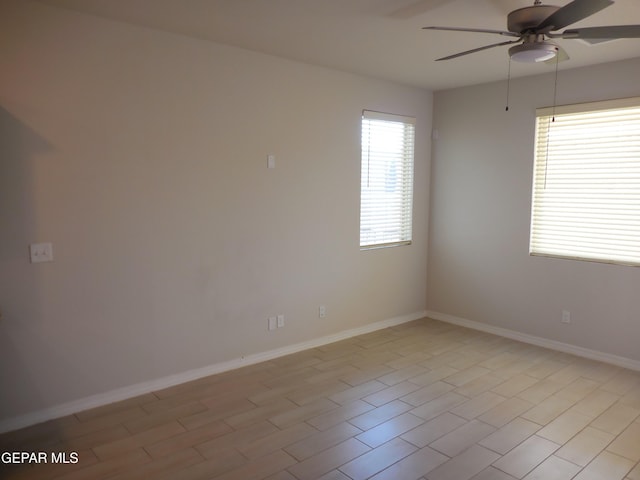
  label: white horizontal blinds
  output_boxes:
[530,97,640,266]
[360,110,415,249]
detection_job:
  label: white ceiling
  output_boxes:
[38,0,640,90]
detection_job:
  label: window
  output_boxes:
[530,97,640,266]
[360,110,415,249]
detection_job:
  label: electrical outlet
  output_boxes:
[319,305,326,318]
[277,314,284,328]
[268,316,277,331]
[561,310,571,324]
[30,243,53,263]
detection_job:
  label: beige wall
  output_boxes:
[0,0,432,422]
[428,57,640,362]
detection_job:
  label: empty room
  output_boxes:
[1,0,639,479]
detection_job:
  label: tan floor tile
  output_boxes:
[108,448,203,480]
[547,365,585,386]
[285,422,361,461]
[213,449,297,480]
[193,397,255,421]
[555,378,601,404]
[155,448,247,480]
[311,465,358,479]
[524,359,570,380]
[268,398,337,428]
[479,352,522,371]
[573,451,635,480]
[572,390,620,418]
[522,455,581,480]
[61,408,145,441]
[492,435,560,478]
[356,412,425,448]
[620,387,640,410]
[537,409,593,444]
[306,400,374,431]
[607,422,640,462]
[590,403,640,435]
[349,399,412,430]
[285,381,351,406]
[266,470,300,480]
[626,462,640,480]
[517,379,565,404]
[469,466,518,480]
[454,374,504,398]
[410,392,468,421]
[328,380,387,405]
[425,445,500,480]
[196,421,278,459]
[123,402,207,434]
[369,446,448,480]
[410,366,460,386]
[144,420,233,458]
[444,366,493,387]
[520,395,574,426]
[340,365,396,387]
[478,397,534,428]
[286,438,370,480]
[224,399,298,429]
[55,448,151,480]
[93,421,185,460]
[60,425,132,451]
[401,412,468,448]
[450,391,507,420]
[429,419,496,457]
[479,417,541,455]
[377,365,430,386]
[492,375,539,398]
[555,426,615,467]
[339,437,417,480]
[363,381,423,407]
[238,422,317,460]
[600,371,640,396]
[401,381,455,407]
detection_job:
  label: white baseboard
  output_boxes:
[426,310,640,372]
[0,311,426,434]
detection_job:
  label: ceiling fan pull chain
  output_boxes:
[505,57,512,112]
[552,52,559,122]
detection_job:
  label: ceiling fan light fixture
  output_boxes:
[509,42,559,62]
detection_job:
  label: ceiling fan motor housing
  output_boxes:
[507,5,560,33]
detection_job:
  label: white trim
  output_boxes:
[0,311,426,434]
[426,310,640,372]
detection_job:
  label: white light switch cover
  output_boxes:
[30,243,53,263]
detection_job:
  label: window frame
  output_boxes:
[359,110,416,251]
[529,96,640,267]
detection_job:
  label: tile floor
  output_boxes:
[1,318,639,480]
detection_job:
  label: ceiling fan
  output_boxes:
[423,0,640,62]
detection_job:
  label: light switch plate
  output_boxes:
[30,243,53,263]
[268,316,277,331]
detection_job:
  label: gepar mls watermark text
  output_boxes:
[2,451,79,464]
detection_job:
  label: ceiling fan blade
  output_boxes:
[423,26,520,37]
[390,0,453,18]
[543,45,570,64]
[535,0,613,32]
[558,24,640,40]
[436,39,521,61]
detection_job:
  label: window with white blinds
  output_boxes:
[360,110,415,249]
[530,97,640,266]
